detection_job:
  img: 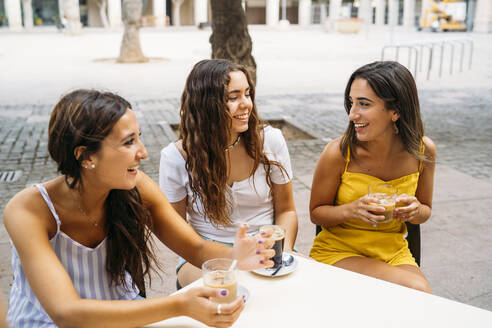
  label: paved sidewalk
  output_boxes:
[1,26,492,312]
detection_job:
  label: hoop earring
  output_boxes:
[393,122,399,135]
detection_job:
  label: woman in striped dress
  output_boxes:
[3,89,275,327]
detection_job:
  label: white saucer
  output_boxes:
[251,253,298,277]
[237,284,250,301]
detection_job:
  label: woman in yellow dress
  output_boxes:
[310,61,436,293]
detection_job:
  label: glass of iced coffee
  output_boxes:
[368,183,398,223]
[259,225,285,269]
[202,258,237,304]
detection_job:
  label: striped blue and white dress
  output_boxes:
[7,184,139,327]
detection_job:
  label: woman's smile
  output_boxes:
[127,165,140,175]
[354,122,369,133]
[233,113,249,123]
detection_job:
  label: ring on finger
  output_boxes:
[217,304,222,315]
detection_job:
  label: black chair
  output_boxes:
[315,222,421,266]
[404,222,421,266]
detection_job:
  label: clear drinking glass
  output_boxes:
[202,258,237,304]
[367,183,398,223]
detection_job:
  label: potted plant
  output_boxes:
[33,13,42,25]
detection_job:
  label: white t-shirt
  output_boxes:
[159,126,293,243]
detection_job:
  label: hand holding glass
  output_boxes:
[368,183,398,223]
[202,258,237,304]
[258,225,285,269]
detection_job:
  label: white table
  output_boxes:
[146,254,492,327]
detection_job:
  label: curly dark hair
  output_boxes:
[341,61,427,162]
[179,59,287,228]
[48,89,158,295]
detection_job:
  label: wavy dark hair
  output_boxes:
[48,89,158,295]
[179,59,286,228]
[341,61,427,162]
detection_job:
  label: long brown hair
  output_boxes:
[179,59,286,228]
[340,61,426,162]
[48,89,158,295]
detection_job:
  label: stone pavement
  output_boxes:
[1,25,492,313]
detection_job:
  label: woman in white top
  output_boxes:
[3,89,275,328]
[160,59,298,288]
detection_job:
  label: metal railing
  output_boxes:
[381,38,473,80]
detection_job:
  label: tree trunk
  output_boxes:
[210,0,257,83]
[172,0,183,26]
[117,0,148,63]
[98,0,109,28]
[21,0,33,30]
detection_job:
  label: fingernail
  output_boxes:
[260,231,266,236]
[242,223,248,227]
[220,289,228,296]
[242,295,246,303]
[258,240,263,244]
[256,250,261,255]
[260,260,264,264]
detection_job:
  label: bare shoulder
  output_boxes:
[319,137,346,169]
[423,136,436,160]
[3,185,54,235]
[135,170,166,208]
[4,186,46,220]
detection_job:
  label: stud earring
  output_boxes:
[90,164,95,169]
[393,122,399,135]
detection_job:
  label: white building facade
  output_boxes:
[0,0,489,33]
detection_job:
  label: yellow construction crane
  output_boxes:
[419,0,467,32]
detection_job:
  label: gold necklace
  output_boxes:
[225,135,241,151]
[70,190,100,228]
